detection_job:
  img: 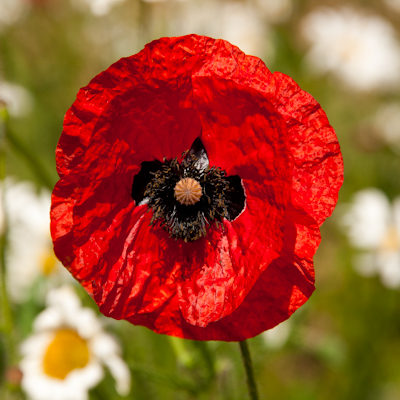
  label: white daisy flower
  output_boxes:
[300,7,400,92]
[261,319,292,349]
[70,0,127,16]
[168,0,273,60]
[252,0,292,24]
[384,0,400,13]
[341,189,400,288]
[20,286,131,400]
[373,103,400,152]
[0,81,33,117]
[2,180,73,303]
[0,0,29,32]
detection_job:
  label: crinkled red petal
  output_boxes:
[126,204,320,341]
[174,76,294,326]
[51,34,343,340]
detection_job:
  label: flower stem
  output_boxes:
[239,340,259,400]
[6,125,54,189]
[0,107,14,358]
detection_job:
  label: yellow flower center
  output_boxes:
[41,250,57,276]
[43,329,89,379]
[379,225,400,252]
[174,177,202,206]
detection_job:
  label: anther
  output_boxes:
[174,178,202,206]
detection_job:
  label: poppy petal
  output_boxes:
[51,34,343,341]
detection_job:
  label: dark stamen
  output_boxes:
[131,138,246,241]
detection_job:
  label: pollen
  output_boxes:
[174,178,203,206]
[379,225,400,252]
[41,250,57,276]
[43,329,89,380]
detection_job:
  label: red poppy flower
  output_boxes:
[51,34,343,341]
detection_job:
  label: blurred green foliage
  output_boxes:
[1,0,400,399]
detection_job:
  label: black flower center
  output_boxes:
[131,138,246,242]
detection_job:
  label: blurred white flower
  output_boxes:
[373,103,400,152]
[301,7,400,91]
[2,180,73,303]
[71,0,127,16]
[83,16,139,63]
[20,286,131,400]
[0,82,33,117]
[0,0,29,32]
[341,189,400,288]
[384,0,400,13]
[261,319,291,349]
[253,0,292,24]
[169,0,273,60]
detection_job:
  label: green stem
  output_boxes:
[6,125,54,189]
[239,340,259,400]
[0,107,14,359]
[193,340,216,383]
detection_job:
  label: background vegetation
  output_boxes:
[1,0,400,399]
